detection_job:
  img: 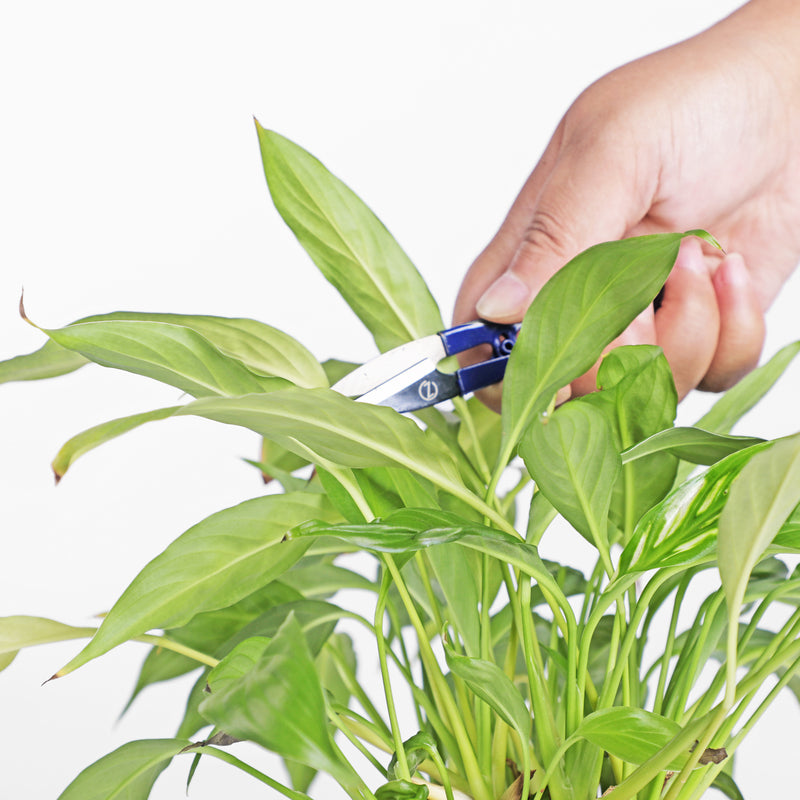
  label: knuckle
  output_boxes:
[518,208,575,261]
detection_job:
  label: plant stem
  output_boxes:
[384,555,493,800]
[328,642,392,737]
[135,633,218,668]
[192,745,316,800]
[688,649,800,800]
[652,574,691,716]
[375,567,411,780]
[453,396,492,484]
[328,706,389,777]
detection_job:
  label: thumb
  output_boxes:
[475,136,653,323]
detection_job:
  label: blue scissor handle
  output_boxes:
[439,320,520,358]
[438,321,521,396]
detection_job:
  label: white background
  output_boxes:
[2,1,798,798]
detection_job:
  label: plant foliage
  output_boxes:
[3,123,800,800]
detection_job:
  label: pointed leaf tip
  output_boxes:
[19,290,34,327]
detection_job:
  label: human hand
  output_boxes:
[454,0,800,409]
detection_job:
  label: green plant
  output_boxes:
[3,122,800,800]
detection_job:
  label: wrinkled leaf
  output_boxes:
[56,492,336,677]
[256,124,443,352]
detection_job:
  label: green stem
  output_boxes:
[328,642,392,737]
[193,745,317,800]
[375,567,410,781]
[688,649,800,800]
[453,396,491,484]
[384,555,493,800]
[668,592,725,722]
[328,706,389,777]
[500,470,532,518]
[384,595,427,731]
[652,574,692,716]
[516,577,556,770]
[478,553,493,776]
[135,634,218,668]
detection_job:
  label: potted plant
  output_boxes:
[2,123,800,800]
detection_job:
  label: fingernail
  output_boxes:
[675,238,707,274]
[719,253,749,287]
[476,273,531,319]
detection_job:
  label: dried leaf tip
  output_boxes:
[18,291,40,330]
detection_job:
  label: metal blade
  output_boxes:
[355,360,460,412]
[331,334,446,397]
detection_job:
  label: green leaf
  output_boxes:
[456,396,503,478]
[4,310,328,388]
[520,400,620,548]
[426,543,482,658]
[444,644,531,741]
[42,319,285,397]
[180,388,458,476]
[172,388,513,527]
[0,339,88,383]
[124,582,303,710]
[256,123,443,351]
[280,562,375,598]
[695,340,800,434]
[293,509,559,595]
[200,613,354,786]
[719,433,800,617]
[56,492,336,677]
[622,427,765,466]
[0,616,96,672]
[711,772,746,800]
[375,780,430,800]
[205,635,272,693]
[619,442,772,573]
[58,739,189,800]
[584,345,678,536]
[387,731,443,780]
[52,406,181,481]
[501,232,712,458]
[575,707,690,770]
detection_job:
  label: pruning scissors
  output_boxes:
[332,321,520,413]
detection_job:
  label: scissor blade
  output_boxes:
[331,334,446,397]
[355,359,460,412]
